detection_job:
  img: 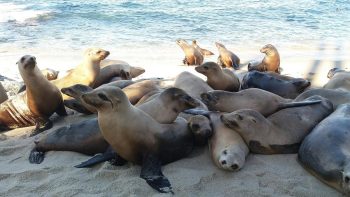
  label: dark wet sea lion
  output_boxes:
[298,104,350,195]
[0,55,67,135]
[176,39,203,65]
[215,42,240,70]
[221,95,333,154]
[192,40,214,57]
[241,71,311,99]
[324,68,350,91]
[248,44,280,73]
[295,88,350,108]
[195,62,240,92]
[81,86,196,193]
[52,47,110,100]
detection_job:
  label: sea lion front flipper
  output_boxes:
[140,154,173,194]
[75,146,126,168]
[30,119,53,136]
[182,57,188,65]
[17,84,26,93]
[29,148,45,164]
[55,102,68,116]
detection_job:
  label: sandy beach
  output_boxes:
[0,42,350,196]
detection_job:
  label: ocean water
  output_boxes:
[0,0,349,51]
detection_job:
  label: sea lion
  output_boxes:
[298,104,350,195]
[81,86,195,193]
[188,115,213,146]
[176,39,203,65]
[192,40,214,57]
[100,59,145,78]
[201,88,326,116]
[215,42,240,70]
[241,71,311,99]
[30,87,199,164]
[184,110,249,172]
[41,68,59,81]
[324,68,350,91]
[52,47,110,100]
[0,82,8,103]
[221,95,333,154]
[0,55,67,135]
[295,88,350,108]
[248,44,280,73]
[93,69,132,88]
[195,62,240,91]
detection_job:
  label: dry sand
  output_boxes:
[0,42,349,196]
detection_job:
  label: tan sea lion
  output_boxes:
[52,47,110,100]
[93,68,132,88]
[41,68,59,81]
[100,59,145,78]
[295,88,350,108]
[298,104,350,195]
[248,44,280,73]
[176,39,203,65]
[324,68,350,91]
[0,55,67,135]
[188,115,213,146]
[0,82,8,103]
[81,86,196,193]
[192,40,214,56]
[195,62,240,91]
[215,42,240,70]
[221,95,333,154]
[241,70,311,99]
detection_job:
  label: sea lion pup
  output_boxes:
[295,88,350,108]
[100,59,145,78]
[324,68,350,91]
[51,47,110,100]
[192,40,214,57]
[221,95,333,154]
[184,110,248,171]
[0,55,67,135]
[93,69,132,88]
[215,42,240,70]
[201,88,326,116]
[241,71,311,99]
[30,87,199,165]
[0,82,8,103]
[248,44,280,73]
[195,62,240,92]
[176,39,203,65]
[81,86,195,193]
[298,104,350,195]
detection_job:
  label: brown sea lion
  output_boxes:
[248,44,280,73]
[192,40,214,57]
[215,42,240,70]
[81,86,196,193]
[0,55,67,135]
[298,104,350,195]
[52,47,110,100]
[295,88,350,108]
[241,70,310,99]
[221,95,333,154]
[0,82,8,103]
[176,39,203,65]
[324,68,350,91]
[195,62,240,91]
[201,88,325,116]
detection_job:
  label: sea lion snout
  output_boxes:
[218,149,244,172]
[201,92,218,106]
[221,114,240,129]
[183,95,199,108]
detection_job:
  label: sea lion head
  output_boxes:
[220,109,263,132]
[81,86,129,112]
[61,84,94,98]
[195,62,220,76]
[217,145,246,172]
[17,55,37,70]
[192,40,197,45]
[188,115,212,146]
[215,42,225,49]
[176,39,189,48]
[162,87,199,110]
[200,92,219,109]
[260,44,277,55]
[291,79,311,92]
[84,47,110,62]
[41,68,59,81]
[327,67,344,79]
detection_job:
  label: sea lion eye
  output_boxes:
[251,118,256,123]
[237,114,243,120]
[20,57,25,63]
[98,93,109,101]
[204,66,208,70]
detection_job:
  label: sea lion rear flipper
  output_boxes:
[30,120,53,137]
[75,146,126,168]
[29,148,45,164]
[140,154,173,194]
[278,100,322,110]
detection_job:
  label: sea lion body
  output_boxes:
[221,95,333,154]
[192,40,214,57]
[248,44,280,73]
[176,39,203,65]
[324,68,350,91]
[195,62,240,91]
[295,88,350,108]
[241,71,310,99]
[215,42,240,70]
[0,55,66,133]
[298,104,350,195]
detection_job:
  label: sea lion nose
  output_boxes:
[231,164,239,170]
